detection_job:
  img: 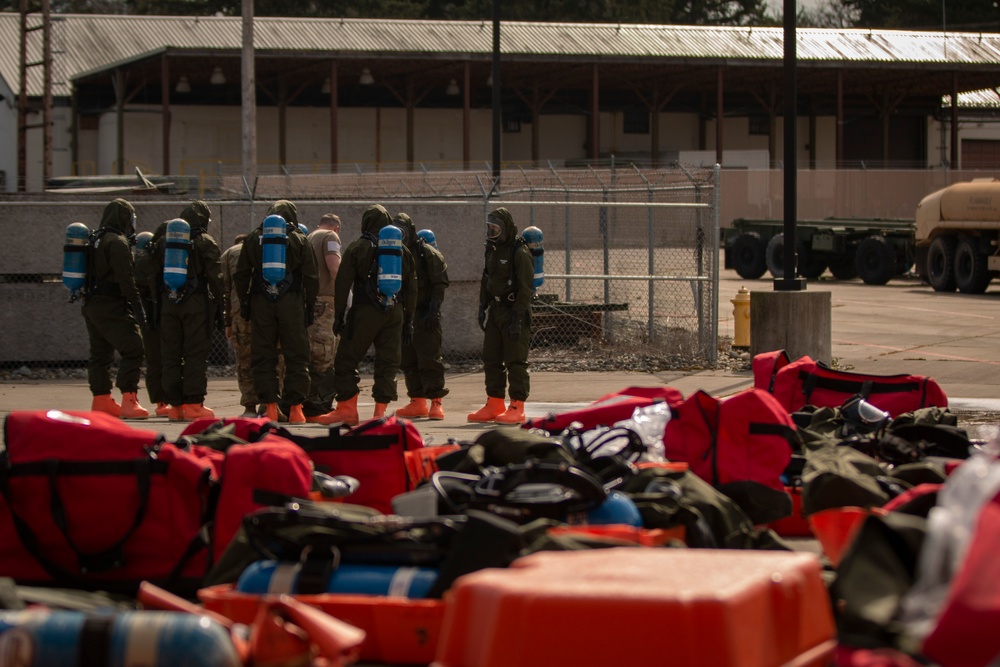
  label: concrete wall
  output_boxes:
[0,199,492,364]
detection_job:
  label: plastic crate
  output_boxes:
[432,548,836,667]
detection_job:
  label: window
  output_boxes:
[623,108,649,135]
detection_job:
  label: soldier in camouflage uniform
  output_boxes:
[222,233,256,417]
[303,213,343,421]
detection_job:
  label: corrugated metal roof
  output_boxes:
[2,13,1000,97]
[946,87,1000,109]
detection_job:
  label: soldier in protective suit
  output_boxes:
[234,200,318,423]
[149,201,224,421]
[468,207,534,424]
[315,204,416,426]
[81,198,149,419]
[392,213,450,420]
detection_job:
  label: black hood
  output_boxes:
[267,200,298,226]
[488,207,517,246]
[393,212,417,249]
[362,204,391,238]
[100,198,136,235]
[180,200,211,230]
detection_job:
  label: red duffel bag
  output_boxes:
[0,410,214,595]
[754,350,948,417]
[278,416,425,514]
[523,386,684,435]
[663,388,799,524]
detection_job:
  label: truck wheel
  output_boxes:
[855,236,895,285]
[731,232,767,279]
[927,236,957,292]
[766,233,808,278]
[828,255,858,280]
[954,236,991,294]
[800,256,827,280]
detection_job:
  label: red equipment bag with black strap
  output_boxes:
[0,410,213,595]
[277,416,425,514]
[173,417,316,562]
[663,388,799,524]
[523,386,685,435]
[209,435,315,561]
[754,351,948,418]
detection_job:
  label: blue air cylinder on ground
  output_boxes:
[377,224,403,301]
[522,226,545,292]
[162,218,191,298]
[586,491,643,527]
[62,222,91,301]
[416,229,437,249]
[0,610,241,667]
[261,214,288,287]
[236,560,438,599]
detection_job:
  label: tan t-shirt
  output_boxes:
[308,228,342,297]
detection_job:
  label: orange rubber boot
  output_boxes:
[91,394,121,418]
[167,405,185,421]
[428,398,445,420]
[155,402,171,417]
[264,403,280,422]
[467,397,507,423]
[395,398,429,418]
[313,395,359,426]
[182,404,215,421]
[120,392,150,420]
[495,400,527,425]
[288,404,306,424]
[373,403,388,420]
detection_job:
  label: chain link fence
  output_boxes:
[0,163,720,379]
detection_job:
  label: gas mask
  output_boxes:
[486,215,502,242]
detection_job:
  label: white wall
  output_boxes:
[74,102,1000,187]
[0,76,16,192]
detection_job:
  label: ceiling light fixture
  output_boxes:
[446,78,460,96]
[175,75,191,93]
[321,77,331,94]
[210,66,226,85]
[359,67,374,86]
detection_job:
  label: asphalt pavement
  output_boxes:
[3,269,1000,444]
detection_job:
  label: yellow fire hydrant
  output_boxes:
[731,286,751,348]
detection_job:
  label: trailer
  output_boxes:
[723,217,916,285]
[915,178,1000,294]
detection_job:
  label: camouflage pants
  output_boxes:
[304,295,339,415]
[231,315,255,407]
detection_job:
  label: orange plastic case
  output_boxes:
[198,584,444,665]
[432,548,836,667]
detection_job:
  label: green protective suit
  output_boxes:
[133,237,166,405]
[396,213,450,400]
[149,201,224,405]
[81,198,145,396]
[332,204,417,404]
[479,207,534,401]
[233,200,318,405]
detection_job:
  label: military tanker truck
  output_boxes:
[916,178,1000,294]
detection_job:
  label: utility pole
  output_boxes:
[17,0,53,191]
[242,0,257,193]
[491,0,501,190]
